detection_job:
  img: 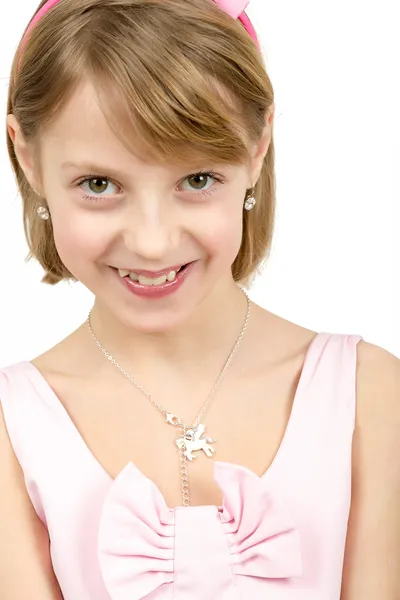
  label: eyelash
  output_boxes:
[75,170,225,204]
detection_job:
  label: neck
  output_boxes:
[86,280,250,375]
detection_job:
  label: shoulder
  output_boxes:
[355,339,400,425]
[341,340,400,598]
[353,339,400,495]
[353,339,400,484]
[0,386,63,598]
[356,336,399,369]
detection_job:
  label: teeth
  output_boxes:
[118,268,178,286]
[167,270,177,281]
[138,275,155,286]
[153,274,168,285]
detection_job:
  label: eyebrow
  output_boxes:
[60,160,221,179]
[61,161,129,180]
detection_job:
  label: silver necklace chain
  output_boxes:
[86,288,251,506]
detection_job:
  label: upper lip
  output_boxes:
[114,263,190,277]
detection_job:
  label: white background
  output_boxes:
[0,0,398,366]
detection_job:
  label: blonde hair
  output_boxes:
[6,0,276,286]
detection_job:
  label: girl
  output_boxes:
[1,0,399,598]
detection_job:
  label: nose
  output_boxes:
[122,200,179,260]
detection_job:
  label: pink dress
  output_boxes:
[0,332,362,599]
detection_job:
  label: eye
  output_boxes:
[75,176,119,204]
[75,170,224,204]
[179,171,225,198]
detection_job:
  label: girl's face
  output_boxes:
[10,81,272,332]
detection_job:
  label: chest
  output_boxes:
[43,356,305,509]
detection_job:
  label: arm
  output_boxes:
[0,402,64,599]
[341,341,400,599]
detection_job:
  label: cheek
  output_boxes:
[51,212,109,271]
[193,203,244,262]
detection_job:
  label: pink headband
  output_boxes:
[20,0,260,58]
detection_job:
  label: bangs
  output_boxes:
[92,70,251,168]
[84,9,253,167]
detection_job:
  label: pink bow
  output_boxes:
[214,0,250,19]
[216,462,303,579]
[98,463,174,600]
[215,0,260,51]
[98,461,302,600]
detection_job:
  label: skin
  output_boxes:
[2,79,400,599]
[9,79,275,348]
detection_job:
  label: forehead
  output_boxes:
[42,80,136,160]
[39,75,251,176]
[43,87,216,176]
[42,81,193,171]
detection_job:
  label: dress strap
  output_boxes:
[263,332,363,485]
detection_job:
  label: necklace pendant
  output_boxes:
[175,424,216,461]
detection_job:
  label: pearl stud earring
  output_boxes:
[37,205,50,220]
[244,187,257,211]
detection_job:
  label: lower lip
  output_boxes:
[114,262,196,299]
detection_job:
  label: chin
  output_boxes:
[117,297,204,333]
[126,313,187,334]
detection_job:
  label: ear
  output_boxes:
[248,102,275,187]
[6,114,41,194]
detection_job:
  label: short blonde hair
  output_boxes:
[6,0,276,286]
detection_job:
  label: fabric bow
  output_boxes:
[214,0,250,19]
[215,462,303,579]
[97,461,302,600]
[214,0,260,51]
[98,463,174,600]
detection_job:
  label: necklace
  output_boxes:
[86,288,251,506]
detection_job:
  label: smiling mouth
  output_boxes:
[115,263,191,287]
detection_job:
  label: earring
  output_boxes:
[244,187,257,211]
[37,205,50,220]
